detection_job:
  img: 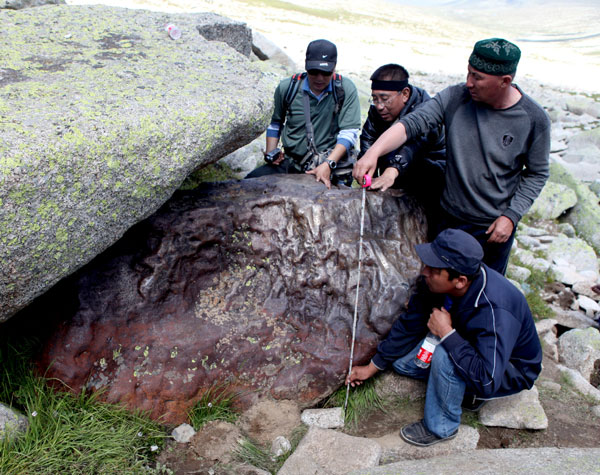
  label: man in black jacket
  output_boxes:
[359,64,445,236]
[346,229,542,447]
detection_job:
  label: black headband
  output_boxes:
[371,79,409,91]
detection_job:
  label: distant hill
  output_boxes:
[66,0,600,92]
[389,0,599,7]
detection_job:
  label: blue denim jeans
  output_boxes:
[392,338,466,438]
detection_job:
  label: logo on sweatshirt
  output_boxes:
[502,134,514,147]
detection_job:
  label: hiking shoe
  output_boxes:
[461,394,486,412]
[400,420,458,447]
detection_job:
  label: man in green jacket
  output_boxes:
[246,39,361,188]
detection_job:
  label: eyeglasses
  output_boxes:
[369,92,400,107]
[307,70,333,77]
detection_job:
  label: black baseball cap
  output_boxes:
[305,39,337,73]
[415,229,483,275]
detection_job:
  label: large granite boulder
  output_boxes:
[0,5,274,322]
[528,181,577,220]
[550,162,600,253]
[558,327,600,383]
[559,126,600,183]
[478,386,548,430]
[546,234,599,283]
[33,176,425,423]
[278,426,382,475]
[195,13,253,57]
[0,0,63,9]
[251,31,297,72]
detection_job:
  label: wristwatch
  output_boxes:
[326,159,337,170]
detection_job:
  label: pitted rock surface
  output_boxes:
[0,5,274,322]
[35,176,426,423]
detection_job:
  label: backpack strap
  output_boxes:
[282,72,306,123]
[331,73,345,115]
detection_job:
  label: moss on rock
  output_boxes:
[549,162,600,254]
[0,5,277,322]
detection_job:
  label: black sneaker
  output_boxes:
[461,394,486,412]
[400,420,458,447]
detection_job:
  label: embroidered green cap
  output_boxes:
[468,38,521,76]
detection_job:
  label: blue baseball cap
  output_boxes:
[415,229,483,275]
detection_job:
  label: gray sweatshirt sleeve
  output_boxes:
[399,87,451,141]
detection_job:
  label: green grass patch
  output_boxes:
[527,265,554,289]
[526,291,555,320]
[509,253,555,320]
[0,339,166,474]
[323,378,385,427]
[460,410,486,430]
[187,384,239,430]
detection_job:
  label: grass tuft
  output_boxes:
[526,291,555,320]
[235,438,279,474]
[323,378,385,427]
[0,339,166,474]
[234,425,307,475]
[187,384,239,430]
[461,410,486,430]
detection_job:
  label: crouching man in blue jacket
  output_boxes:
[346,228,542,447]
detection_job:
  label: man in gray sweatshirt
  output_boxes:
[354,38,550,274]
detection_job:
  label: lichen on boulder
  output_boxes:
[0,5,275,322]
[549,162,600,253]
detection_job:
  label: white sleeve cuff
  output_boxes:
[440,329,456,343]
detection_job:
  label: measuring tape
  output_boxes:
[344,174,371,414]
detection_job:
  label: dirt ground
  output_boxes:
[156,353,599,474]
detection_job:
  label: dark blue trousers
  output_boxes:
[434,210,515,275]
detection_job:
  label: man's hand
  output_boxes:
[369,167,399,192]
[353,122,408,183]
[264,149,284,166]
[485,216,514,243]
[306,162,332,189]
[345,362,379,387]
[265,136,282,165]
[271,150,284,165]
[353,151,378,183]
[427,307,453,338]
